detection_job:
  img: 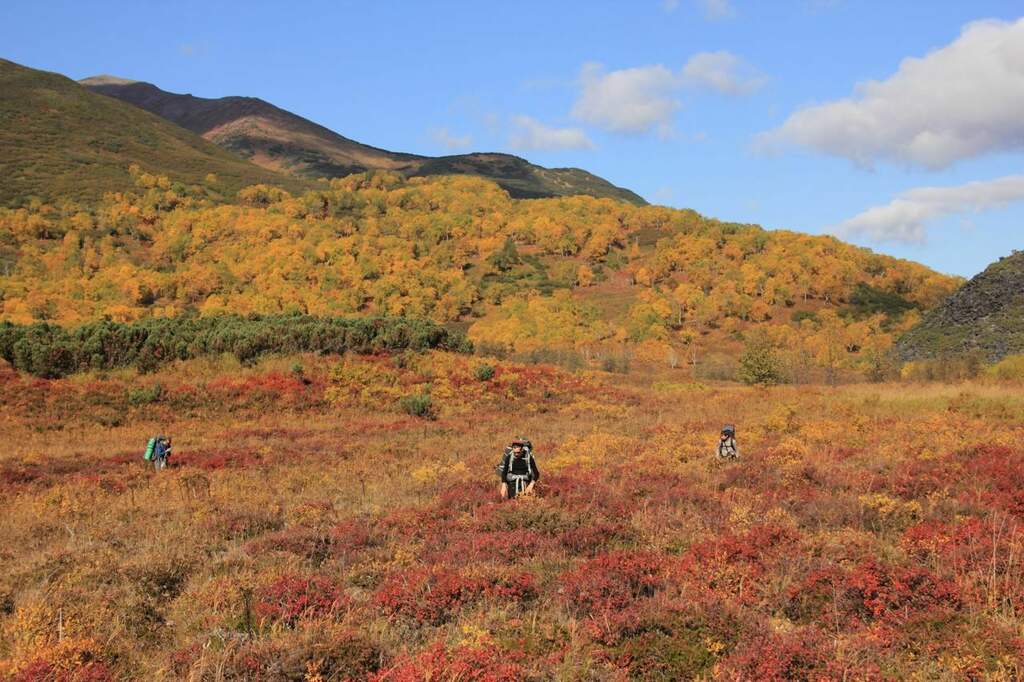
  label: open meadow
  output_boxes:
[3,352,1024,680]
[4,5,1024,679]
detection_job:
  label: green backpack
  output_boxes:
[143,437,157,461]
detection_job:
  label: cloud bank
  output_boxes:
[509,115,595,151]
[759,18,1024,169]
[832,175,1024,244]
[682,51,767,95]
[572,53,764,134]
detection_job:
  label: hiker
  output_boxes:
[498,438,540,500]
[716,425,739,461]
[144,435,172,471]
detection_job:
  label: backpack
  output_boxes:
[143,436,157,461]
[717,426,738,459]
[496,443,534,481]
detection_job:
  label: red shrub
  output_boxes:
[328,518,376,555]
[168,643,203,677]
[846,557,960,622]
[174,448,253,470]
[433,481,496,516]
[373,568,537,625]
[558,521,636,555]
[371,641,524,682]
[718,626,829,680]
[903,518,982,559]
[255,573,349,625]
[558,551,665,616]
[373,568,488,625]
[679,524,798,596]
[204,508,282,540]
[15,661,58,682]
[962,445,1024,516]
[486,572,539,602]
[786,558,960,628]
[541,472,631,518]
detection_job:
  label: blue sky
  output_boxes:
[2,0,1022,277]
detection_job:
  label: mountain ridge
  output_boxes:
[81,77,647,205]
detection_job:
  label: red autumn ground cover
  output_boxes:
[254,574,350,626]
[2,353,1024,679]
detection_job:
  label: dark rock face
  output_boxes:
[893,251,1024,363]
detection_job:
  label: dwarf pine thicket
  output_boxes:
[0,315,469,378]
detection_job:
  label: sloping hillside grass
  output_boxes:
[0,59,310,206]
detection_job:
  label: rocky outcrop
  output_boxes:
[894,251,1024,362]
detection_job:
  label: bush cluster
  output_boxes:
[0,314,471,378]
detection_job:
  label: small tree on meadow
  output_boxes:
[739,331,784,385]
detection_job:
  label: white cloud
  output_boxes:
[682,51,766,95]
[662,0,680,12]
[509,115,595,151]
[572,54,763,134]
[572,63,680,134]
[430,127,472,150]
[759,18,1024,169]
[832,175,1024,244]
[697,0,735,19]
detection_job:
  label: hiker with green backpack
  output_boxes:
[144,435,172,471]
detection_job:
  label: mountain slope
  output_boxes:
[894,250,1024,363]
[0,59,308,206]
[81,76,646,205]
[0,169,959,382]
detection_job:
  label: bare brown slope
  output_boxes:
[80,78,420,177]
[81,77,647,205]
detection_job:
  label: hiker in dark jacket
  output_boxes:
[498,438,540,500]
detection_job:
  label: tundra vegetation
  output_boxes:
[2,348,1024,679]
[2,171,1019,679]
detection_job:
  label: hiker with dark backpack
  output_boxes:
[498,438,540,500]
[716,425,739,461]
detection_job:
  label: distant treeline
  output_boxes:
[0,315,471,378]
